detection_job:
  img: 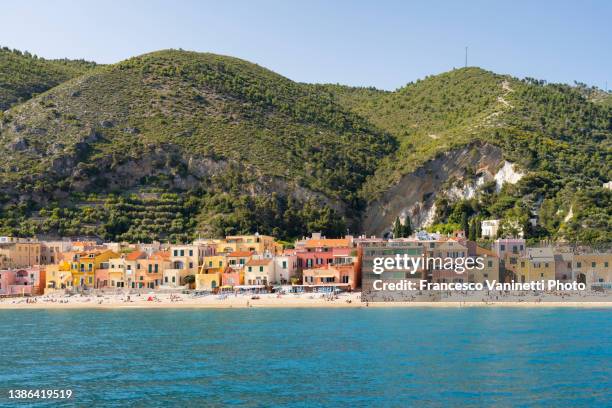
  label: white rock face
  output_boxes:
[564,206,573,222]
[494,161,524,191]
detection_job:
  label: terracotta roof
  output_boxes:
[304,239,349,249]
[150,251,170,260]
[228,251,254,257]
[125,251,146,261]
[246,259,271,267]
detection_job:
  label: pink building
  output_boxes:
[221,266,243,287]
[295,234,353,271]
[302,263,360,291]
[0,267,43,295]
[493,238,526,259]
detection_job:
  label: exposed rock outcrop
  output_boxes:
[362,142,506,236]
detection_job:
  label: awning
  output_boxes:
[234,285,265,289]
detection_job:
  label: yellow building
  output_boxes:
[216,235,280,255]
[469,247,500,284]
[0,242,41,268]
[70,249,118,288]
[516,248,555,283]
[195,255,227,291]
[44,261,72,292]
[195,271,222,291]
[202,255,227,272]
[574,253,612,286]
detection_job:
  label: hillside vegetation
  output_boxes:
[0,49,609,243]
[0,47,97,111]
[0,50,395,241]
[321,68,611,242]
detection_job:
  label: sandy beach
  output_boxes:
[1,292,611,309]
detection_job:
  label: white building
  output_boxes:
[273,254,298,284]
[481,220,500,239]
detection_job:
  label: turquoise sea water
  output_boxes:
[0,308,610,407]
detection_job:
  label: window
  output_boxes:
[173,250,178,256]
[577,262,581,268]
[544,263,549,268]
[342,275,349,283]
[487,261,493,268]
[592,262,596,268]
[140,276,143,281]
[154,264,158,273]
[172,276,175,283]
[521,261,525,267]
[500,244,505,251]
[605,262,609,268]
[189,262,193,269]
[483,273,488,278]
[164,276,168,283]
[540,273,544,278]
[567,262,571,268]
[259,266,263,272]
[180,250,185,256]
[148,264,152,273]
[189,250,193,256]
[208,261,213,267]
[248,267,252,272]
[282,261,287,269]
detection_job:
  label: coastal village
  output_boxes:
[0,230,610,299]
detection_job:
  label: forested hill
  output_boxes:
[0,47,98,111]
[317,68,612,242]
[0,49,395,242]
[0,48,610,243]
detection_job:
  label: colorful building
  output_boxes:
[44,261,72,292]
[244,259,275,286]
[216,235,279,255]
[70,249,118,288]
[0,242,41,268]
[0,267,43,295]
[302,263,360,291]
[573,253,612,288]
[221,265,244,288]
[516,248,555,283]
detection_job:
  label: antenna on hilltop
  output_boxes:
[465,46,468,68]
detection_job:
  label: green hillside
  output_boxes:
[0,47,97,110]
[0,50,395,241]
[0,49,609,243]
[321,68,612,242]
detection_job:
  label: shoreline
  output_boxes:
[1,294,611,310]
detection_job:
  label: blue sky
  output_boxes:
[2,0,610,90]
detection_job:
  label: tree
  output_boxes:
[461,212,469,236]
[392,217,402,238]
[469,218,477,241]
[403,216,413,237]
[475,217,482,239]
